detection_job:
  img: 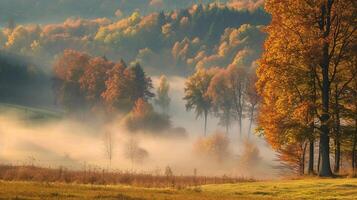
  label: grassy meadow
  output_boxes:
[0,178,356,200]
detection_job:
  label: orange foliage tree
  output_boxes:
[257,0,356,176]
[54,50,154,115]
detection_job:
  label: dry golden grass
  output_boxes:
[1,178,356,200]
[0,165,252,188]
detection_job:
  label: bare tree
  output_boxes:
[124,137,149,170]
[103,131,114,170]
[245,72,260,137]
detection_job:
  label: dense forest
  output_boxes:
[0,0,225,25]
[0,0,269,26]
[0,3,269,75]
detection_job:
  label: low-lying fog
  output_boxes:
[0,76,277,179]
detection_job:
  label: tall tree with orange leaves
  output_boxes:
[79,56,113,108]
[257,0,356,177]
[53,50,90,111]
[101,60,129,112]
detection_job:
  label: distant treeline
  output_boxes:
[0,4,270,75]
[0,48,181,134]
[0,0,226,25]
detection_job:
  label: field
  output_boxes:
[1,178,356,200]
[0,165,249,188]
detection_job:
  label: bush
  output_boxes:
[123,98,171,133]
[193,131,231,161]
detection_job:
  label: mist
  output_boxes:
[0,0,279,181]
[0,76,277,179]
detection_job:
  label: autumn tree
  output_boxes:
[208,69,235,134]
[103,131,114,170]
[258,0,356,177]
[277,142,308,175]
[54,50,113,112]
[54,50,155,115]
[184,67,217,136]
[124,98,171,133]
[342,52,357,174]
[226,64,247,137]
[245,71,260,136]
[101,61,130,112]
[239,139,263,174]
[125,63,154,103]
[330,62,357,173]
[124,137,149,169]
[256,64,313,175]
[257,22,321,174]
[79,56,113,109]
[155,75,171,114]
[193,131,231,162]
[351,77,357,175]
[314,0,356,176]
[53,50,90,112]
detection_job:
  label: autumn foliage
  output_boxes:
[193,131,231,161]
[54,49,154,114]
[257,0,356,176]
[123,98,172,133]
[184,65,259,137]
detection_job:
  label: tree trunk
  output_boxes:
[204,110,208,136]
[248,105,255,138]
[233,85,244,139]
[333,83,341,174]
[352,117,357,175]
[319,39,333,177]
[334,138,341,173]
[353,134,356,175]
[301,143,307,175]
[352,83,357,175]
[319,124,332,177]
[238,115,242,139]
[318,147,321,174]
[308,140,314,175]
[318,0,334,177]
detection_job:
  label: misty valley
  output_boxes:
[0,0,356,200]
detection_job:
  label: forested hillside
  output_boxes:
[0,4,269,75]
[0,0,224,25]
